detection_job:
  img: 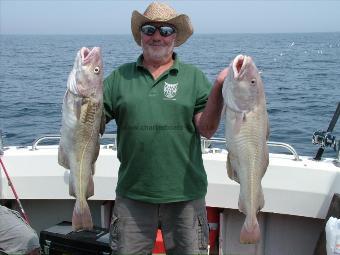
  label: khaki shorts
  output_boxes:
[0,205,40,255]
[110,196,209,255]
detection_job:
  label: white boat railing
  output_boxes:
[31,135,61,150]
[31,133,118,151]
[31,134,300,161]
[202,137,300,161]
[267,141,300,161]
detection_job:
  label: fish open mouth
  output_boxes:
[81,47,91,61]
[233,55,251,79]
[81,47,100,64]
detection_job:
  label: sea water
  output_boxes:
[0,33,339,158]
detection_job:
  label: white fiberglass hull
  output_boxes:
[1,144,339,219]
[0,139,339,255]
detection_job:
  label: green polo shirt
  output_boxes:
[103,53,211,203]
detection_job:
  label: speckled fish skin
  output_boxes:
[58,47,104,231]
[222,55,269,244]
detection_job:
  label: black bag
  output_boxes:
[40,221,111,255]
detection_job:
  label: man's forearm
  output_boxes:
[196,68,228,138]
[198,83,223,138]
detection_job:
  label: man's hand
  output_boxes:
[215,67,229,88]
[195,67,229,139]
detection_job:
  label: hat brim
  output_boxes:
[131,10,193,47]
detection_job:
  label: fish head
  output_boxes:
[223,55,264,112]
[67,47,103,97]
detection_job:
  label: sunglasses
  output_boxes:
[140,24,176,37]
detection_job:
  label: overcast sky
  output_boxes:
[1,0,340,34]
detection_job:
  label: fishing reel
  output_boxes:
[313,103,340,160]
[312,130,337,150]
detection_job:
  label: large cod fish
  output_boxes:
[58,47,105,231]
[222,55,270,244]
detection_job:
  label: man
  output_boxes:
[0,204,40,255]
[104,2,227,254]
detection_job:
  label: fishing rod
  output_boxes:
[0,131,30,224]
[313,102,340,160]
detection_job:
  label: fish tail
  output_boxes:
[240,214,261,244]
[72,199,93,231]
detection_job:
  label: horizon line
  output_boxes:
[1,31,340,36]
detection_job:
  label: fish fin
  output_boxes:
[91,163,96,175]
[266,116,270,140]
[233,112,244,135]
[90,139,100,176]
[72,200,93,231]
[240,214,261,244]
[238,197,246,214]
[100,111,106,136]
[258,188,265,210]
[74,98,83,120]
[69,174,76,197]
[262,151,269,178]
[86,176,94,198]
[221,104,227,118]
[58,145,70,169]
[92,138,101,170]
[227,153,240,183]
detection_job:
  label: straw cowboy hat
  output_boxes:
[131,2,193,47]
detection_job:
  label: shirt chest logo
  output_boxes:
[163,82,178,100]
